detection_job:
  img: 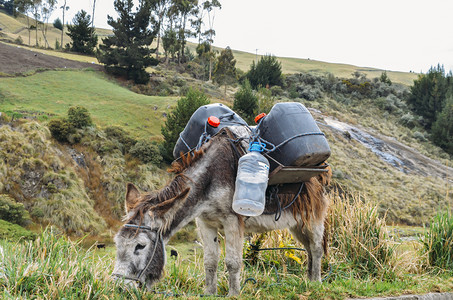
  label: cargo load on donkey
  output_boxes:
[173,102,331,217]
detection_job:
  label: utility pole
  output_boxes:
[255,49,258,64]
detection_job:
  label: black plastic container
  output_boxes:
[173,103,247,159]
[258,102,330,170]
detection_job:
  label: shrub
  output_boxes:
[104,126,137,154]
[0,219,36,241]
[67,106,92,129]
[48,118,74,142]
[130,140,163,165]
[0,194,31,226]
[233,79,258,124]
[257,87,275,115]
[379,71,392,85]
[422,211,453,269]
[413,131,427,142]
[14,36,23,45]
[400,112,416,128]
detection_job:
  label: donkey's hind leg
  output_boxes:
[290,222,325,282]
[197,218,220,295]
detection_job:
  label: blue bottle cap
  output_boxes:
[249,142,265,152]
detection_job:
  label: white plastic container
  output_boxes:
[232,143,270,216]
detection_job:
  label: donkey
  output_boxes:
[112,127,331,296]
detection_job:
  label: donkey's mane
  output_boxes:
[168,149,205,174]
[127,148,209,223]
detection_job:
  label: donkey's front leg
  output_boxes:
[223,215,244,296]
[197,218,220,295]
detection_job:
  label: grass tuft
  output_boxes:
[328,191,396,279]
[422,211,453,270]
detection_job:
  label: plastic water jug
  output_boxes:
[232,142,270,216]
[257,102,331,171]
[173,103,247,159]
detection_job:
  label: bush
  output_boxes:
[422,211,453,269]
[48,118,74,142]
[413,131,427,142]
[67,106,92,129]
[104,126,137,154]
[130,140,163,165]
[233,79,258,124]
[0,219,36,241]
[14,36,23,45]
[400,112,417,128]
[0,194,31,226]
[257,87,275,115]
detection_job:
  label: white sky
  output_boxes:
[51,0,453,73]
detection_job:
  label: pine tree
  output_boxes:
[97,0,158,84]
[66,10,98,54]
[213,46,237,97]
[246,54,283,89]
[431,95,453,155]
[161,88,210,161]
[408,65,450,129]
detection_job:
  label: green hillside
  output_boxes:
[0,70,175,138]
[0,10,418,85]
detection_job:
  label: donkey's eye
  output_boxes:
[134,243,146,254]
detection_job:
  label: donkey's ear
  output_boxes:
[125,183,141,213]
[150,188,190,218]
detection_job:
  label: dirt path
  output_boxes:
[0,42,103,75]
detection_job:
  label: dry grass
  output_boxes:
[0,122,106,235]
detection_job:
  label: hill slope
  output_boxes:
[0,10,418,85]
[0,13,451,233]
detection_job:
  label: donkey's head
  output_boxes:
[112,183,190,289]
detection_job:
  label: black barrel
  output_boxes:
[173,103,247,159]
[258,102,330,170]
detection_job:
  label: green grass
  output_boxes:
[422,211,453,269]
[0,69,176,138]
[1,223,452,300]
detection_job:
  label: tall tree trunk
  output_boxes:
[61,0,67,49]
[41,23,50,48]
[35,18,38,47]
[26,15,31,45]
[209,57,212,81]
[156,33,161,60]
[91,0,96,28]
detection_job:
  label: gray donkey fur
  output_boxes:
[113,127,330,296]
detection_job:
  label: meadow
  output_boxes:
[0,70,175,138]
[0,194,452,299]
